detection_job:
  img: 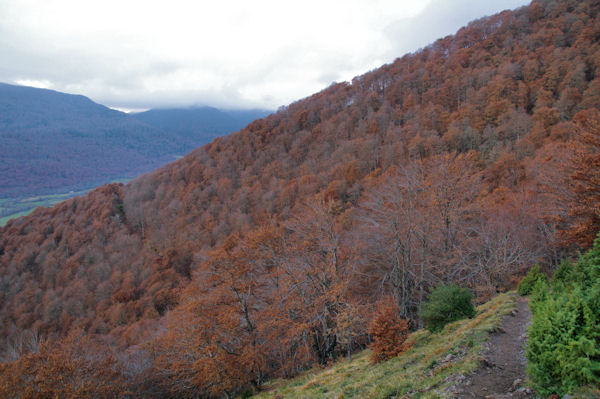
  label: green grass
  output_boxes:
[252,292,518,399]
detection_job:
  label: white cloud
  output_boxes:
[14,79,54,89]
[0,0,529,110]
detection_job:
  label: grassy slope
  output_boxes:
[254,292,518,399]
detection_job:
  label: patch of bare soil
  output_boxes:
[457,296,535,399]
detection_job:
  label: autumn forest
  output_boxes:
[1,0,600,397]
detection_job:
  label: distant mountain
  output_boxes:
[0,83,269,199]
[0,83,175,198]
[133,106,271,143]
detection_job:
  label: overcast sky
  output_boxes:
[0,0,530,111]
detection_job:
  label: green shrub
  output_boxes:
[526,235,600,396]
[552,260,573,284]
[420,285,475,332]
[527,287,599,396]
[551,259,574,293]
[529,278,549,314]
[518,264,547,296]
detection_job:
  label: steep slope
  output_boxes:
[133,106,271,144]
[1,0,600,396]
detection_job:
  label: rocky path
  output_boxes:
[458,296,534,398]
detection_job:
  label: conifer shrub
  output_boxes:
[526,235,600,396]
[528,277,549,314]
[367,299,410,363]
[420,285,475,333]
[550,259,574,293]
[517,264,547,296]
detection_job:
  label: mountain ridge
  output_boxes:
[133,106,271,144]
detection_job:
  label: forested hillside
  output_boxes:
[1,0,600,396]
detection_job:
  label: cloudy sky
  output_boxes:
[0,0,530,111]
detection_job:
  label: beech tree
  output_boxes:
[283,198,356,365]
[152,227,287,397]
[359,163,429,321]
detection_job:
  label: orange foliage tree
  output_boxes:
[0,331,127,398]
[368,298,410,363]
[559,109,600,249]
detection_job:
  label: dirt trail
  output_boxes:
[458,296,534,398]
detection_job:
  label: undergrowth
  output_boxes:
[526,235,600,396]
